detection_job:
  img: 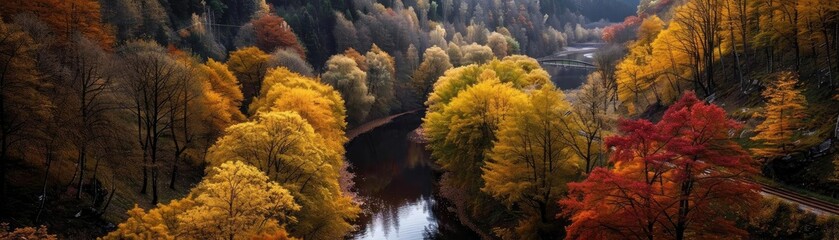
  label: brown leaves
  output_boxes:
[252,15,305,60]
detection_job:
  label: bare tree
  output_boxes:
[672,0,724,97]
[559,75,617,174]
[118,41,186,204]
[167,62,202,190]
[593,44,624,111]
[63,36,117,199]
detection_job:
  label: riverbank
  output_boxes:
[346,109,421,141]
[345,112,479,239]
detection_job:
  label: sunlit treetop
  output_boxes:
[250,67,348,151]
[426,55,551,112]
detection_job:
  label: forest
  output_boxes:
[0,0,838,239]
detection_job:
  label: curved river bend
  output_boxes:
[347,44,600,239]
[346,113,479,239]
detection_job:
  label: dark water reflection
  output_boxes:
[541,44,600,90]
[346,113,479,240]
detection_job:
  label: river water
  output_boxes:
[346,45,599,239]
[346,113,479,239]
[541,43,601,90]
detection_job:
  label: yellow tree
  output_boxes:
[426,75,529,191]
[424,74,530,232]
[616,52,652,113]
[560,75,617,173]
[177,161,299,239]
[249,67,347,152]
[425,56,551,112]
[648,21,693,103]
[103,161,299,240]
[227,47,269,111]
[615,15,665,113]
[751,72,808,158]
[423,56,554,232]
[166,51,207,190]
[481,85,581,239]
[206,111,359,240]
[203,59,245,120]
[671,0,725,95]
[797,0,839,85]
[753,0,801,71]
[197,60,247,132]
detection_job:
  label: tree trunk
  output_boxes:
[76,148,85,199]
[152,168,158,205]
[140,157,148,194]
[828,44,834,86]
[151,137,159,204]
[725,4,745,91]
[793,8,801,72]
[99,181,116,216]
[0,137,8,208]
[676,164,693,240]
[169,154,178,190]
[35,146,52,223]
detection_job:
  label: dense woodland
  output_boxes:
[0,0,838,239]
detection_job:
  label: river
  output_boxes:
[541,43,602,90]
[346,44,601,239]
[346,112,479,239]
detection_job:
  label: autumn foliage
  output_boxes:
[1,223,56,240]
[561,92,760,240]
[252,15,305,59]
[601,16,641,43]
[751,72,808,158]
[0,0,115,48]
[103,161,299,240]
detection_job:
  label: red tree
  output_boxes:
[252,15,305,59]
[560,92,759,240]
[601,16,641,43]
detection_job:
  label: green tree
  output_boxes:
[322,54,374,126]
[412,46,453,106]
[365,45,397,119]
[423,74,529,228]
